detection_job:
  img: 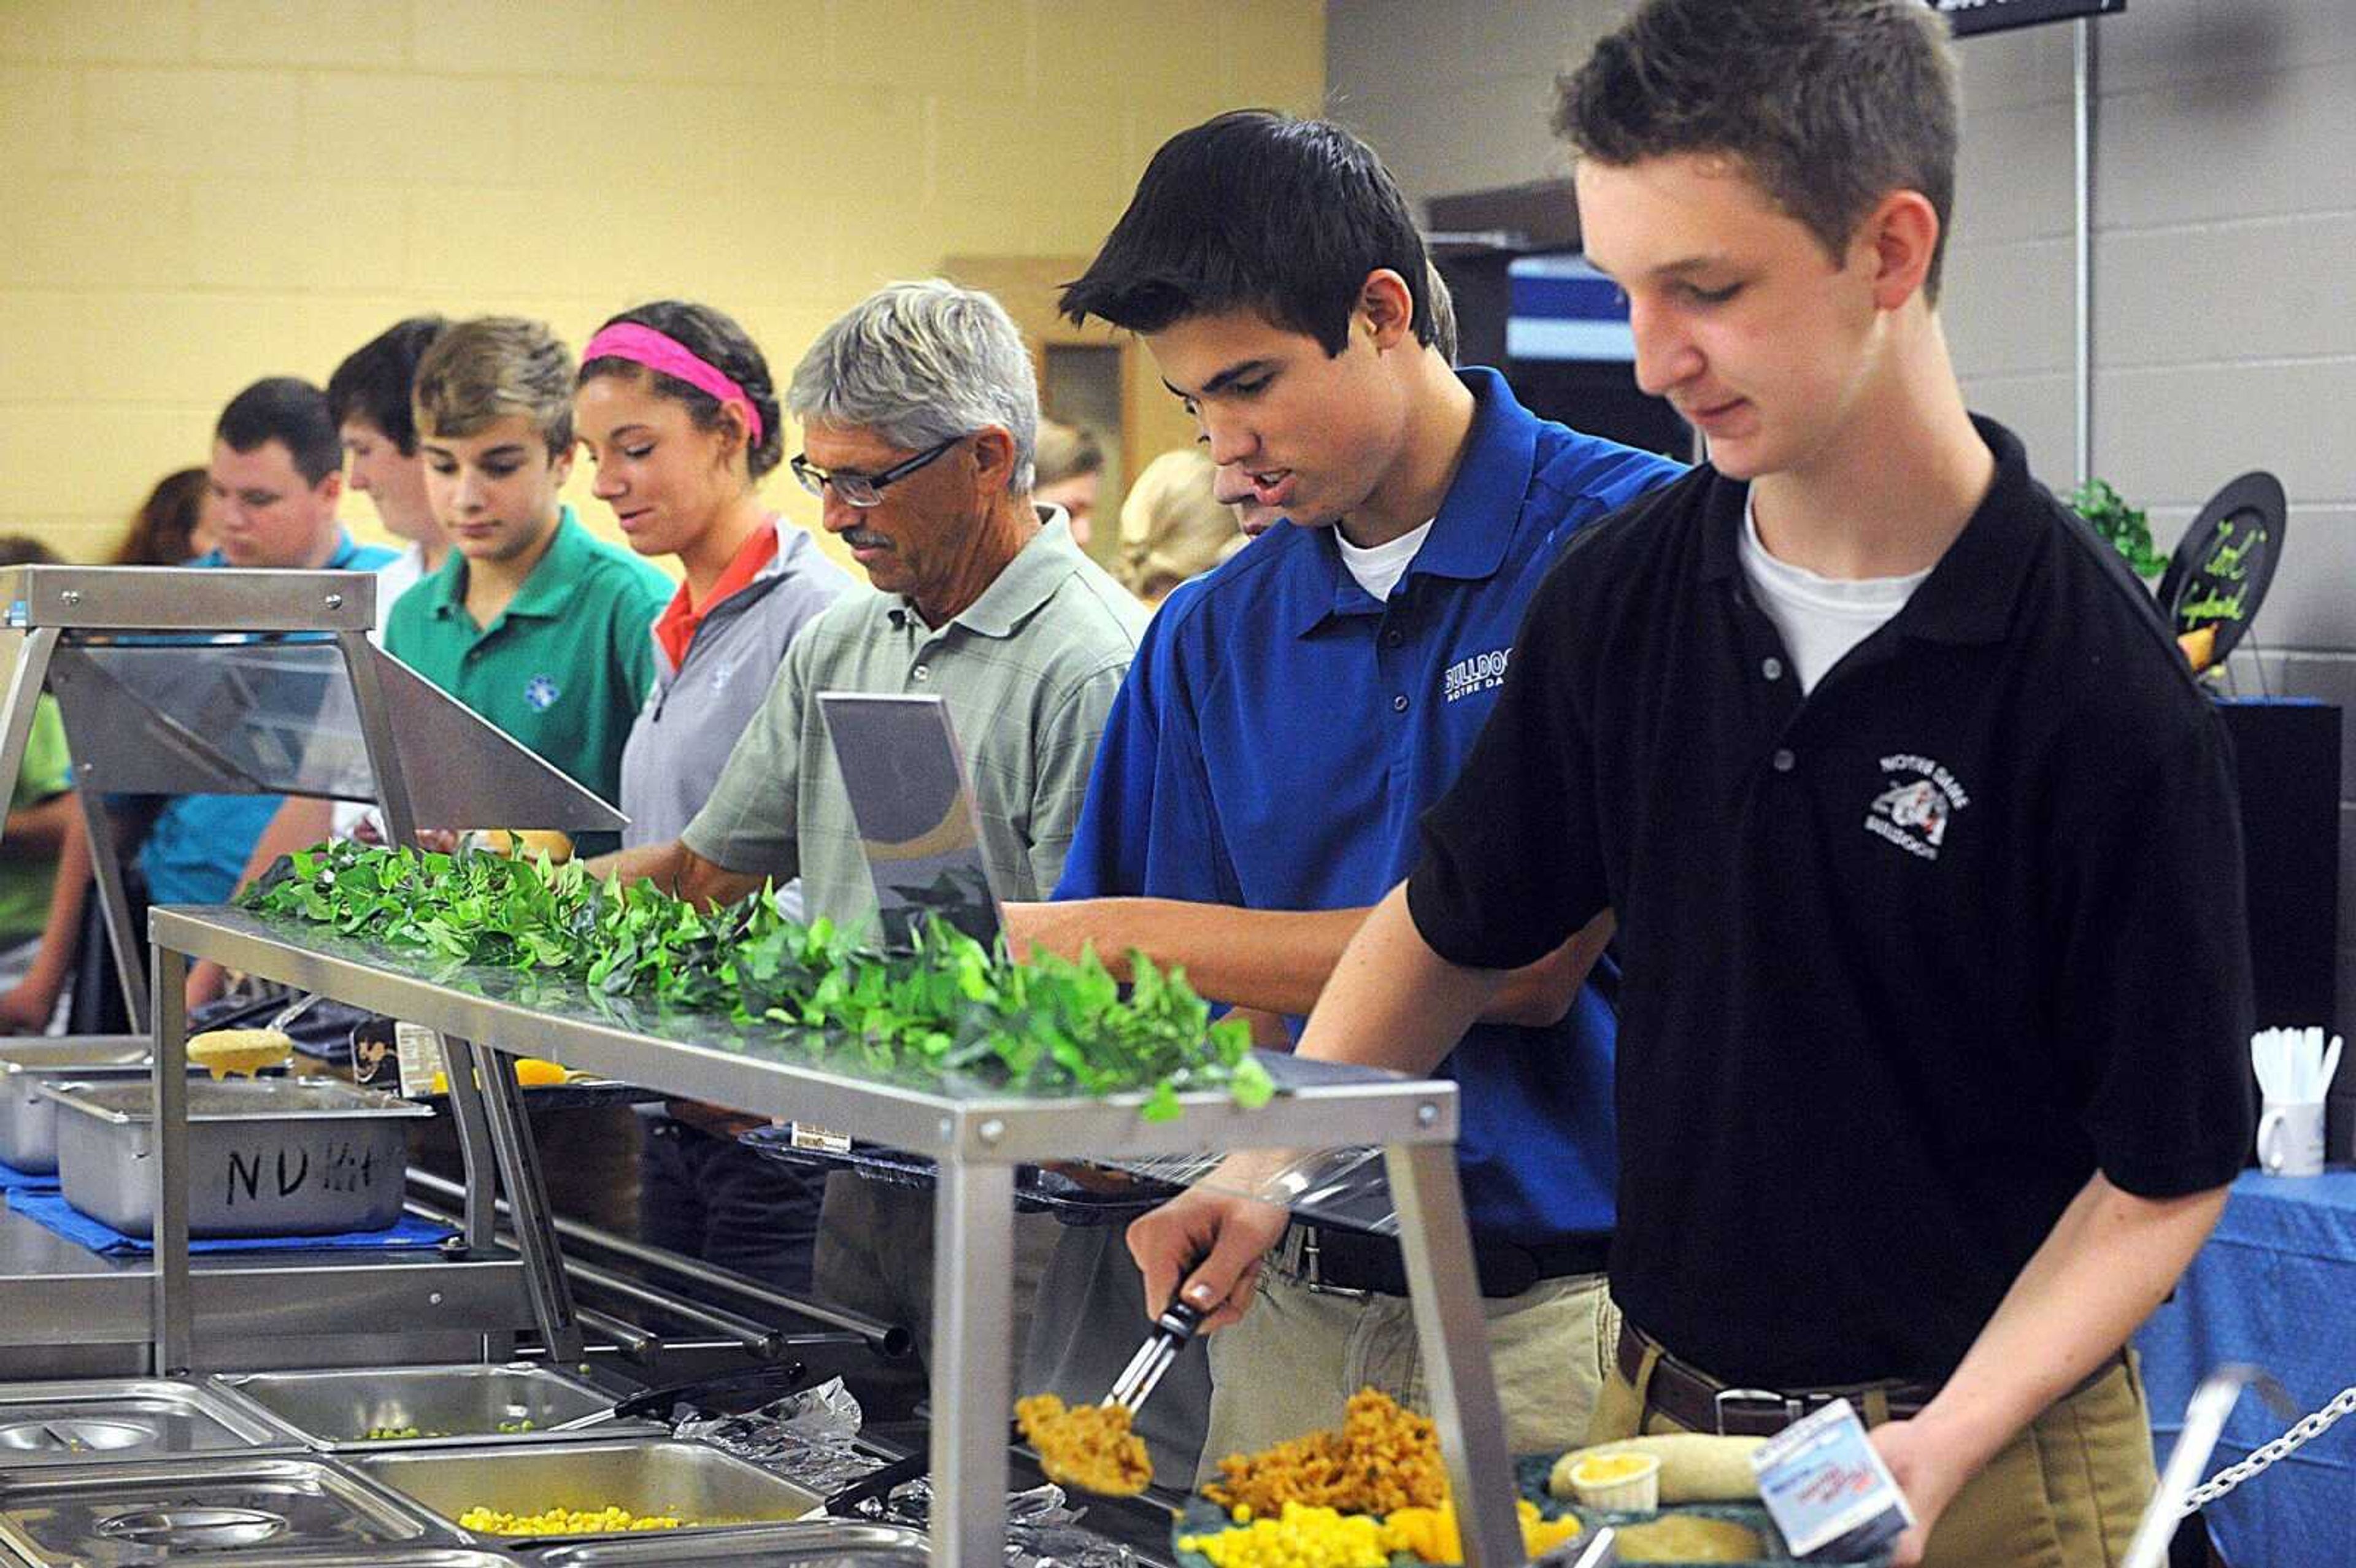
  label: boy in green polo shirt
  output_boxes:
[388,317,672,858]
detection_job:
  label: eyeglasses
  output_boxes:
[790,435,961,509]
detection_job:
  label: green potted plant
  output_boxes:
[2066,478,2168,580]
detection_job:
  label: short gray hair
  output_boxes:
[788,280,1040,494]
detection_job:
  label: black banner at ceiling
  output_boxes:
[1934,0,2126,37]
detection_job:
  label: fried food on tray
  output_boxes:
[1203,1387,1446,1517]
[185,1028,293,1080]
[1016,1392,1152,1496]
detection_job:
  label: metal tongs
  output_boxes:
[1104,1297,1204,1416]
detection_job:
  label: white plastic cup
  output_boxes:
[2257,1099,2327,1177]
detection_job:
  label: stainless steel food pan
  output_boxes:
[0,1039,161,1174]
[42,1076,431,1239]
[0,1453,460,1564]
[0,1378,297,1466]
[353,1437,823,1543]
[210,1362,663,1451]
[535,1518,931,1564]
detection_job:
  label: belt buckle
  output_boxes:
[1712,1386,1803,1435]
[1296,1228,1369,1299]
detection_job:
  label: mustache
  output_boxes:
[842,527,891,550]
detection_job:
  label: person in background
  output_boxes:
[574,298,851,1293]
[114,466,223,564]
[1,380,396,1032]
[1033,418,1106,548]
[591,279,1145,1372]
[1157,6,2254,1563]
[0,539,77,1012]
[1015,110,1680,1480]
[389,315,673,858]
[1114,448,1243,608]
[183,316,463,1011]
[327,315,452,610]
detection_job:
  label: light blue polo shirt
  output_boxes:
[1053,367,1682,1243]
[141,530,398,907]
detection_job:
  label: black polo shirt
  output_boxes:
[1408,416,2255,1388]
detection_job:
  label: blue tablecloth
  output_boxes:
[4,1187,454,1256]
[0,1158,60,1193]
[2135,1168,2356,1567]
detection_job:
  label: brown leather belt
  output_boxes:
[1616,1323,2127,1437]
[1619,1322,1937,1437]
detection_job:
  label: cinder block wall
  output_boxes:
[1329,0,2356,1053]
[0,0,1324,565]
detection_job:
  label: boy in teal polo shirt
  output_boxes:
[388,317,671,856]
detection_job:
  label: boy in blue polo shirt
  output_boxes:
[1011,110,1680,1474]
[388,317,672,859]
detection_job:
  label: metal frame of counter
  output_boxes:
[149,904,1524,1568]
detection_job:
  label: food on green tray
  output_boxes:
[1017,1393,1152,1496]
[244,841,1273,1117]
[458,1504,684,1534]
[1379,1497,1584,1562]
[1204,1388,1447,1517]
[1549,1432,1765,1504]
[1612,1513,1763,1561]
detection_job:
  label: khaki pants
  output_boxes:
[1590,1348,2158,1568]
[811,1172,1060,1374]
[1200,1265,1617,1485]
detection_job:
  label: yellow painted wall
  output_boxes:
[0,0,1325,566]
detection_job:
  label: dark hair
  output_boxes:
[1060,109,1434,357]
[328,316,447,456]
[0,535,61,569]
[1556,0,1959,302]
[115,467,210,565]
[215,376,342,486]
[579,300,784,480]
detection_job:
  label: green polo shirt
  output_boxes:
[385,508,671,855]
[0,696,72,944]
[683,513,1146,935]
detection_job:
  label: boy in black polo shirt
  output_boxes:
[1144,4,2255,1563]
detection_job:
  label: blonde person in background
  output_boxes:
[1032,418,1106,547]
[1115,448,1244,608]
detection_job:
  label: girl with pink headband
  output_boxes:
[576,300,851,1291]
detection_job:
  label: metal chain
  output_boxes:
[2181,1385,2356,1512]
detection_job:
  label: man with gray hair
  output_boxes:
[595,279,1147,1361]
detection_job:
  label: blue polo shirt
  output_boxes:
[1055,368,1681,1243]
[141,530,399,907]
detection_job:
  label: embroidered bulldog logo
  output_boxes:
[524,674,561,712]
[1865,754,1969,861]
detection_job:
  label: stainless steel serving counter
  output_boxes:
[145,904,1525,1568]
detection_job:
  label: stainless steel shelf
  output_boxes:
[150,904,1523,1568]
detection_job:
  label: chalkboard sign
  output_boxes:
[2156,471,2287,664]
[1936,0,2125,37]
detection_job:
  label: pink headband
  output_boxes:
[582,323,764,444]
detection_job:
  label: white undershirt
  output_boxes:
[1738,490,1930,694]
[1336,518,1434,602]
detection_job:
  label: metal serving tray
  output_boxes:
[0,1039,160,1174]
[353,1437,824,1544]
[534,1518,931,1564]
[43,1076,431,1238]
[0,1378,295,1466]
[0,1454,460,1564]
[211,1362,663,1451]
